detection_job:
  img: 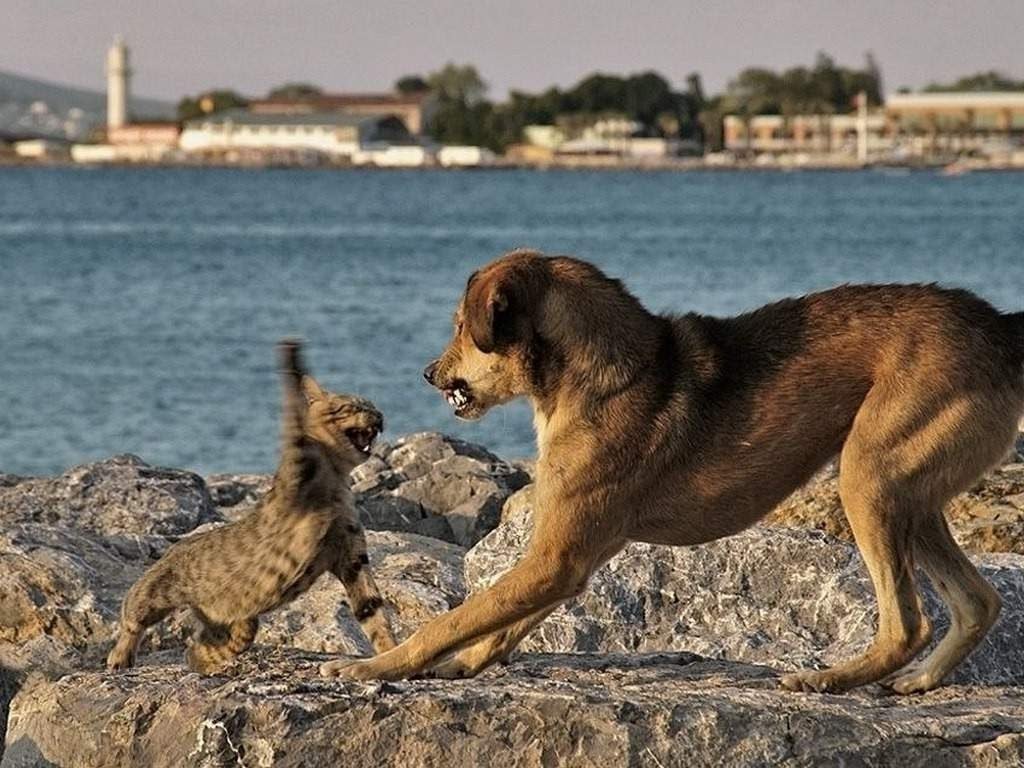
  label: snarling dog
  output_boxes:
[322,249,1024,693]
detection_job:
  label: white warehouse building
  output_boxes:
[178,109,414,158]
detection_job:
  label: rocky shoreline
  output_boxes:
[3,432,1024,766]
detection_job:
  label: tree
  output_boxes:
[177,89,248,121]
[394,75,430,94]
[427,63,488,105]
[924,70,1024,92]
[266,82,322,100]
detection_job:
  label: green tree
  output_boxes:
[394,75,430,94]
[427,63,488,105]
[266,82,322,100]
[924,70,1024,92]
[177,89,248,121]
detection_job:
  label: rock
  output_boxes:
[203,473,273,515]
[354,433,531,547]
[204,434,530,547]
[767,461,1024,554]
[466,486,1024,686]
[356,495,456,542]
[0,455,218,539]
[246,531,466,656]
[0,521,463,679]
[5,649,1024,767]
[0,444,478,692]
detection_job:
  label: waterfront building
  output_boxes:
[884,91,1024,158]
[524,117,687,159]
[723,91,1024,162]
[437,145,496,167]
[178,109,414,160]
[71,37,180,164]
[248,92,436,136]
[106,35,130,130]
[13,138,70,160]
[722,113,889,158]
[353,144,434,167]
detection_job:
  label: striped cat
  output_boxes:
[107,340,395,673]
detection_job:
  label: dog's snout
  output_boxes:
[423,360,440,385]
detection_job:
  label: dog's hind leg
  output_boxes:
[782,479,931,692]
[783,383,933,693]
[885,513,1001,693]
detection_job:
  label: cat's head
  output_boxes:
[301,376,383,468]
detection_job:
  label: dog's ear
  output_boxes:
[465,272,515,354]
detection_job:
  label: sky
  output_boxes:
[5,1,1024,102]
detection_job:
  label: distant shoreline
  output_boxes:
[4,157,1024,173]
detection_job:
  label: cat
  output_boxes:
[107,339,396,673]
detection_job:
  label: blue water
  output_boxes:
[1,167,1022,475]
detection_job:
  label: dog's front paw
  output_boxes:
[106,648,135,671]
[319,658,384,680]
[426,657,476,680]
[780,669,846,694]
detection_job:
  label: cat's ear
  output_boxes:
[301,375,327,404]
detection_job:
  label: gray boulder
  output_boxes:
[5,649,1024,768]
[355,433,531,547]
[205,433,531,547]
[0,455,218,539]
[466,486,1024,686]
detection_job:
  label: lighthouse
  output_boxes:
[106,35,131,130]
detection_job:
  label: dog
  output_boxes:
[322,248,1024,693]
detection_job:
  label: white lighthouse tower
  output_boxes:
[106,35,131,130]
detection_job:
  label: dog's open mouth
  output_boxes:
[443,380,475,416]
[345,427,378,455]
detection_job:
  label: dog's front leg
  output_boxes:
[428,537,627,679]
[320,550,594,681]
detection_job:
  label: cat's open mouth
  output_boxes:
[345,427,378,455]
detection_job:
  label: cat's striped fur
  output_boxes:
[107,340,395,674]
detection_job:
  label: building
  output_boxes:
[437,145,496,167]
[178,109,414,159]
[722,92,1024,162]
[71,37,180,164]
[106,35,130,130]
[524,117,687,159]
[885,92,1024,157]
[723,113,888,158]
[72,122,180,164]
[354,144,434,167]
[248,92,436,136]
[13,138,70,160]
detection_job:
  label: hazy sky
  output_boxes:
[5,1,1024,101]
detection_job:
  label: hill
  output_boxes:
[0,69,175,141]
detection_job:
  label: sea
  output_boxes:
[1,166,1023,476]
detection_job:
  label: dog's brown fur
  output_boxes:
[321,249,1024,693]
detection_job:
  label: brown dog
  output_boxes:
[321,249,1024,693]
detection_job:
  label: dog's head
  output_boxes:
[424,250,547,420]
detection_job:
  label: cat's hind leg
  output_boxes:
[107,571,177,670]
[186,613,259,674]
